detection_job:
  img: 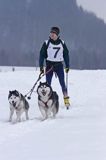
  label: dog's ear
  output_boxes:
[46,81,50,87]
[15,90,18,93]
[37,88,38,93]
[9,91,12,94]
[8,91,12,99]
[15,90,19,96]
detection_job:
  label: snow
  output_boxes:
[0,68,106,160]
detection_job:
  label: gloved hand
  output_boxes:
[65,68,69,73]
[40,67,44,74]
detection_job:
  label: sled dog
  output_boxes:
[37,82,59,120]
[8,90,29,122]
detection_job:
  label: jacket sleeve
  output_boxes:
[63,42,70,68]
[39,42,47,68]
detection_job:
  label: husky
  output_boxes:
[37,82,59,120]
[8,90,29,122]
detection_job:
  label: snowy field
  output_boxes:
[0,67,106,160]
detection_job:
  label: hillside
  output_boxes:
[0,0,106,68]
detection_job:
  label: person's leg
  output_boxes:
[55,64,70,107]
[55,64,67,96]
[46,65,53,85]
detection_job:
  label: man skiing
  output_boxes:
[39,26,70,107]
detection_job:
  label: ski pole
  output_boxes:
[66,72,68,95]
[66,72,70,109]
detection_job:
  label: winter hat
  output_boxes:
[50,27,60,36]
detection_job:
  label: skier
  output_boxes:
[39,26,70,107]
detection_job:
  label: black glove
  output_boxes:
[65,68,69,73]
[40,67,44,74]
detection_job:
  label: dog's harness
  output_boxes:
[39,92,54,108]
[41,100,49,108]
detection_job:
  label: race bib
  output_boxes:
[46,41,64,62]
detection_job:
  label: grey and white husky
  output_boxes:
[37,82,59,120]
[8,90,29,122]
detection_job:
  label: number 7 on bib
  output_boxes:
[53,47,60,58]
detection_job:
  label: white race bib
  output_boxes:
[46,40,64,62]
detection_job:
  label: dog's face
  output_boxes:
[37,82,52,97]
[8,90,21,108]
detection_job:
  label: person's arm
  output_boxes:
[63,42,69,68]
[39,42,47,68]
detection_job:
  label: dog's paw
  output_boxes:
[41,117,48,121]
[26,116,29,120]
[16,118,21,123]
[8,119,12,122]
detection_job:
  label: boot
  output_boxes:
[64,96,70,108]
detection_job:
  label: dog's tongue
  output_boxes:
[42,91,46,96]
[13,102,16,107]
